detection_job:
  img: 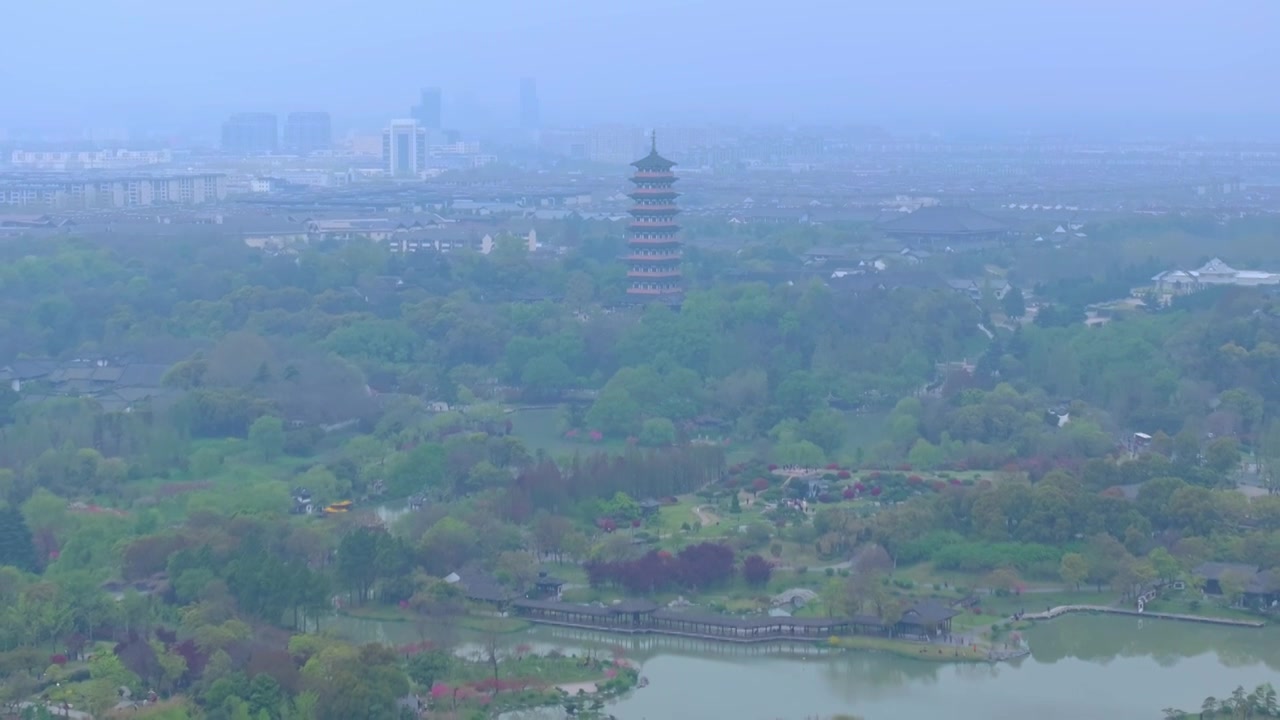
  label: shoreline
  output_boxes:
[1020,605,1265,628]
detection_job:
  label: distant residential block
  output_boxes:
[0,172,227,208]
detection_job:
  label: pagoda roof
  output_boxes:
[632,135,676,170]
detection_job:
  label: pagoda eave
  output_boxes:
[626,287,684,296]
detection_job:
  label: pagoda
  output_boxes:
[624,133,682,301]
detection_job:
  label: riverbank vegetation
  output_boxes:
[2,217,1280,714]
[1164,683,1279,719]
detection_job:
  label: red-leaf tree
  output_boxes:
[742,555,772,587]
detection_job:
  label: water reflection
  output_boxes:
[335,613,1280,720]
[1026,614,1280,670]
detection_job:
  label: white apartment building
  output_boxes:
[10,149,172,170]
[0,173,227,208]
[382,120,428,177]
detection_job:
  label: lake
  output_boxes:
[333,613,1280,720]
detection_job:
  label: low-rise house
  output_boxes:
[946,278,1011,302]
[1193,562,1280,608]
[445,569,520,607]
[895,600,960,639]
[530,571,565,600]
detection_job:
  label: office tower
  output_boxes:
[412,87,442,129]
[220,113,278,154]
[283,112,332,154]
[624,133,682,301]
[381,119,427,177]
[520,77,539,130]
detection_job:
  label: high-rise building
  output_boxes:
[220,113,278,154]
[381,119,427,177]
[283,112,332,154]
[412,87,442,129]
[624,134,682,301]
[519,77,539,130]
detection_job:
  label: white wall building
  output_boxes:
[1152,258,1280,296]
[381,120,427,178]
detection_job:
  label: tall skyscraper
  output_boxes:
[220,113,278,154]
[283,112,332,154]
[381,119,427,177]
[519,78,539,130]
[412,87,442,130]
[624,134,682,302]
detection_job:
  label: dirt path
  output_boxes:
[694,505,721,526]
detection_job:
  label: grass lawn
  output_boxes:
[980,589,1116,616]
[892,563,1064,593]
[829,635,991,662]
[445,653,613,687]
[508,406,633,457]
[1141,593,1266,623]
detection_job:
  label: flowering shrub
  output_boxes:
[837,470,851,479]
[842,487,856,500]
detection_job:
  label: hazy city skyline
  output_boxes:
[3,0,1279,140]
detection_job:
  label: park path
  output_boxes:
[1021,604,1263,627]
[17,702,93,720]
[694,505,721,527]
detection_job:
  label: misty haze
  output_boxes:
[1,2,1280,720]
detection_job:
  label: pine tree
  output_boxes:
[729,493,742,514]
[0,506,38,572]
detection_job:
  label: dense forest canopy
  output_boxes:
[2,214,1280,717]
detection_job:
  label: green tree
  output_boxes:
[585,387,641,437]
[638,417,677,447]
[406,649,453,689]
[907,439,945,470]
[1002,286,1027,319]
[386,443,446,497]
[248,416,286,461]
[1058,552,1089,590]
[775,440,825,467]
[309,644,409,720]
[1205,436,1242,476]
[520,354,575,400]
[1147,547,1181,583]
[0,506,38,572]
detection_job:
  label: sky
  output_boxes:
[2,0,1278,139]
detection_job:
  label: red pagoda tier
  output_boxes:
[625,135,682,300]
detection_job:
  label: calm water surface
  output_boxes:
[335,614,1280,720]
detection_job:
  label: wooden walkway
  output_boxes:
[1021,605,1264,627]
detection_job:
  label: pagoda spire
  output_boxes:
[650,129,657,153]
